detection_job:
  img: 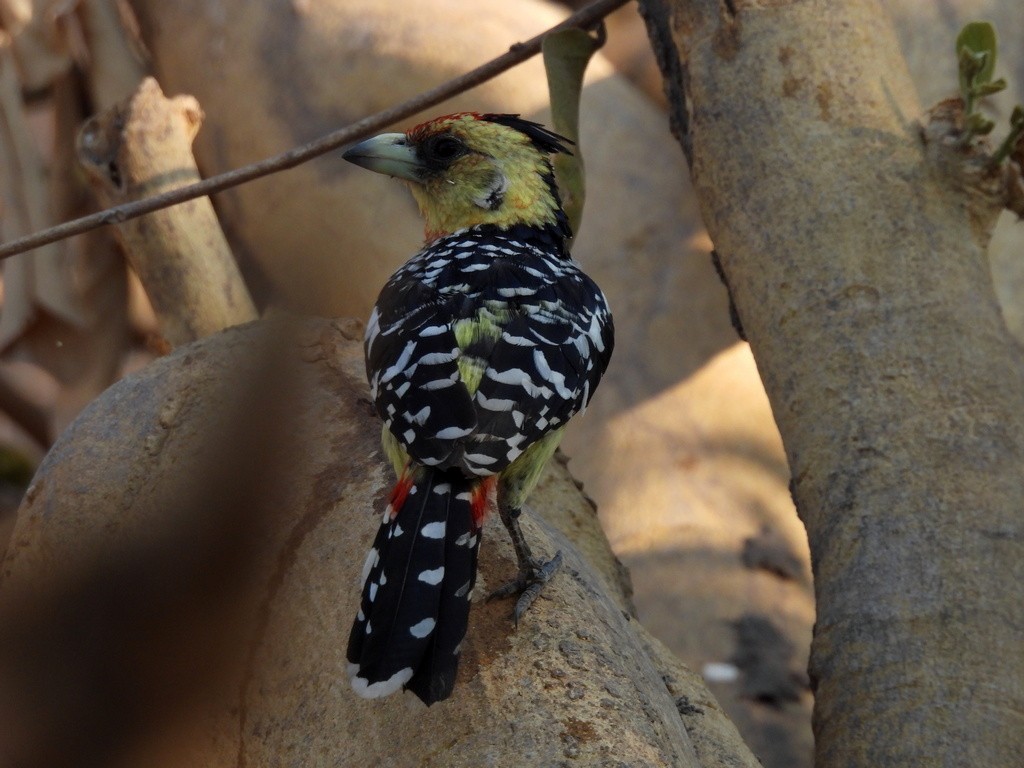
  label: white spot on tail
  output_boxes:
[418,567,445,585]
[348,664,414,699]
[369,582,378,602]
[409,618,436,638]
[360,547,379,585]
[421,521,446,539]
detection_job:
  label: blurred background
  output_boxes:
[0,1,1022,766]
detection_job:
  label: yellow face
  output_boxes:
[343,113,567,241]
[404,115,563,239]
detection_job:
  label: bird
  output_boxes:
[342,112,614,705]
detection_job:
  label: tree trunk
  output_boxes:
[639,0,1024,765]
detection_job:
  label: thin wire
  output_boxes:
[0,0,631,260]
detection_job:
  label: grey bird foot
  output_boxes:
[488,550,563,625]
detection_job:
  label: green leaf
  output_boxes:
[542,26,603,243]
[1011,105,1024,128]
[973,77,1007,98]
[989,105,1024,166]
[957,21,998,86]
[965,112,995,136]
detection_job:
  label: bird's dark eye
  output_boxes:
[422,135,467,168]
[433,137,463,158]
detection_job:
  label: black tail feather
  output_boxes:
[347,468,481,704]
[406,484,483,704]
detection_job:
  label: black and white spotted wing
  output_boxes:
[365,225,613,477]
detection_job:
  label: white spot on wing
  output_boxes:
[380,341,417,383]
[477,395,515,411]
[532,349,573,399]
[498,286,537,297]
[422,375,459,390]
[435,426,473,440]
[486,368,553,398]
[588,312,606,352]
[501,333,536,347]
[464,452,498,465]
[419,349,459,365]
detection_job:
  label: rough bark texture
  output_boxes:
[640,0,1024,766]
[0,318,761,768]
[77,77,256,347]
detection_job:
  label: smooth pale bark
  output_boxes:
[640,0,1024,766]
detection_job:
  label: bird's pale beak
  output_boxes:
[342,133,422,181]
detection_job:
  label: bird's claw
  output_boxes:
[488,550,563,625]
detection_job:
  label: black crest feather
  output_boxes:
[480,114,574,156]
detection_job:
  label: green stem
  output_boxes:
[989,121,1024,167]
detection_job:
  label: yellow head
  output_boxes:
[342,113,571,242]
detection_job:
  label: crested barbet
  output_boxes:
[342,112,614,705]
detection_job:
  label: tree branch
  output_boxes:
[0,0,631,261]
[78,78,257,346]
